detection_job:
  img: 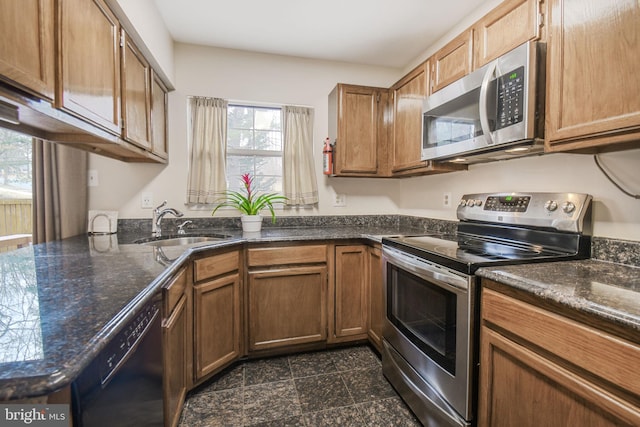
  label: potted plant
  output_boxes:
[211,173,287,232]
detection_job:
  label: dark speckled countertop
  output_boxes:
[1,218,638,401]
[0,224,420,400]
[477,260,640,334]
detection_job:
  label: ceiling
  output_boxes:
[153,0,489,68]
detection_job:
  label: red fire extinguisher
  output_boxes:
[323,137,333,175]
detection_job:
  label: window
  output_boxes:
[226,105,283,194]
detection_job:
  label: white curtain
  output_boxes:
[282,106,318,205]
[186,97,228,205]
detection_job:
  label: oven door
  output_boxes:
[382,244,476,426]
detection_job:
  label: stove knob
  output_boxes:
[459,199,467,207]
[467,200,475,207]
[561,201,576,213]
[475,199,483,207]
[544,200,558,211]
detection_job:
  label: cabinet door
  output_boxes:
[391,62,428,173]
[333,245,368,341]
[367,246,384,351]
[545,0,640,152]
[331,84,381,176]
[151,71,168,159]
[248,266,327,351]
[0,0,54,99]
[58,0,121,134]
[121,31,151,150]
[162,295,187,427]
[473,0,542,68]
[431,30,473,93]
[478,327,640,426]
[194,273,241,380]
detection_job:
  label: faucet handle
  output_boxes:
[177,220,192,235]
[154,200,167,212]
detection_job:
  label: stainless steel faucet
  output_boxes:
[152,201,184,237]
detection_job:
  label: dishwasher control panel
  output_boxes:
[99,300,159,385]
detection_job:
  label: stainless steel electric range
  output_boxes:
[381,192,592,427]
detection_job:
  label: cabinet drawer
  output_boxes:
[163,266,187,316]
[482,288,640,397]
[247,245,327,267]
[194,250,240,283]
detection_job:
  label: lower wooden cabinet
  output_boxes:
[367,245,384,351]
[193,250,242,382]
[479,284,640,427]
[331,244,368,342]
[162,295,187,427]
[161,266,189,427]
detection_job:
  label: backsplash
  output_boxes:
[117,215,639,267]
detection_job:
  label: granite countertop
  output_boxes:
[0,225,416,400]
[1,222,638,401]
[477,260,640,334]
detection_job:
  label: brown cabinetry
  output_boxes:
[479,283,640,426]
[545,0,640,153]
[246,244,328,352]
[367,245,384,352]
[193,250,242,381]
[0,0,55,100]
[331,245,368,342]
[151,71,168,159]
[328,84,390,177]
[58,0,121,134]
[431,30,473,93]
[390,63,466,176]
[121,30,152,151]
[473,0,543,68]
[162,266,189,427]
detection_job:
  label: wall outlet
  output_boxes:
[88,170,98,187]
[443,192,452,208]
[333,193,347,207]
[141,192,154,209]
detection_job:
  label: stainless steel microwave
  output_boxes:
[421,41,545,164]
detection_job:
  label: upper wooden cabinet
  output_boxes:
[121,30,152,151]
[473,0,544,68]
[431,29,473,93]
[0,0,55,100]
[328,84,389,177]
[58,0,121,135]
[390,63,466,176]
[151,71,169,159]
[545,0,640,153]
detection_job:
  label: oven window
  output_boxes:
[387,265,457,375]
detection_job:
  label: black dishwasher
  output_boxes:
[72,292,163,427]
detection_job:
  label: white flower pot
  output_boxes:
[241,214,263,232]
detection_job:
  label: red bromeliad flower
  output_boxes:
[212,173,287,223]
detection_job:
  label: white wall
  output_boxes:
[88,44,403,220]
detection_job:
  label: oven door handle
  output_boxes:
[383,247,468,293]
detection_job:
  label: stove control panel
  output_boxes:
[457,192,592,233]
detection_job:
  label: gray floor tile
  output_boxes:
[357,396,422,426]
[181,388,243,426]
[303,405,364,427]
[329,345,381,372]
[243,380,301,425]
[294,372,354,413]
[246,415,306,427]
[193,363,244,393]
[244,356,291,385]
[341,366,397,403]
[289,350,338,378]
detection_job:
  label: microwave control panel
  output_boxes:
[495,66,525,130]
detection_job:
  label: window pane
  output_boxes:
[228,129,254,150]
[254,108,281,130]
[254,130,281,151]
[228,106,253,129]
[254,156,282,177]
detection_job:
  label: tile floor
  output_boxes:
[178,345,422,426]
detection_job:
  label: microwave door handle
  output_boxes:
[479,61,498,145]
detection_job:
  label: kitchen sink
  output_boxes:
[135,234,231,247]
